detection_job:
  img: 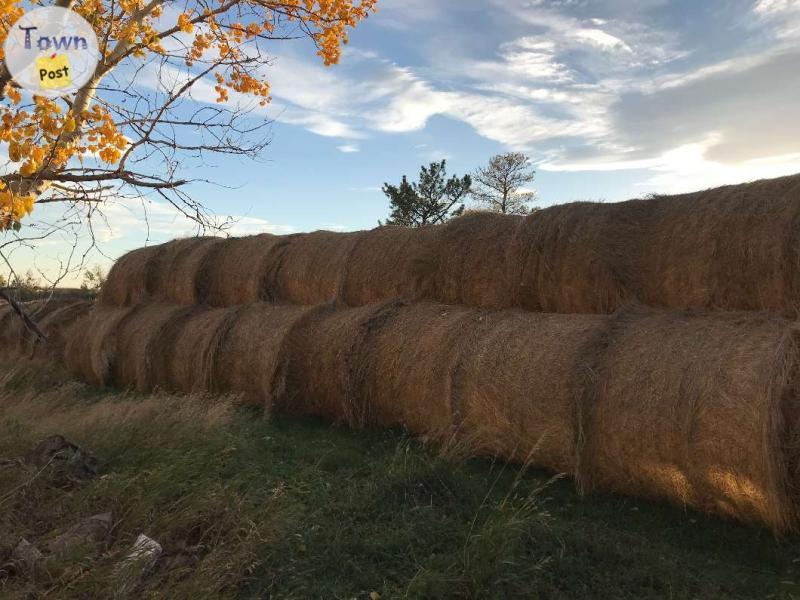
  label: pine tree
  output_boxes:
[383,161,471,227]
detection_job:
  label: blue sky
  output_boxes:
[11,0,800,284]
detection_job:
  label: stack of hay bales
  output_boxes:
[99,173,800,314]
[10,173,800,533]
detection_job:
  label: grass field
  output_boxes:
[0,362,798,599]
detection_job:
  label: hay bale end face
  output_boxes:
[28,301,94,361]
[110,303,187,391]
[148,305,236,394]
[151,237,227,305]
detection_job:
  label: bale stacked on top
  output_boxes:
[59,299,800,532]
[0,299,93,362]
[98,174,800,314]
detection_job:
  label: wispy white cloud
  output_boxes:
[337,144,360,153]
[139,0,800,192]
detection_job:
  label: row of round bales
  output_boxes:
[11,298,793,535]
[100,174,800,314]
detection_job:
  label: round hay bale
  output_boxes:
[63,305,136,386]
[194,234,290,306]
[340,226,440,306]
[147,305,236,394]
[110,303,186,391]
[213,303,315,406]
[456,310,607,474]
[585,309,800,532]
[9,299,73,358]
[639,174,800,313]
[509,201,646,313]
[150,237,226,305]
[28,300,94,361]
[273,231,363,305]
[360,302,477,439]
[282,301,403,425]
[99,245,161,306]
[432,212,521,308]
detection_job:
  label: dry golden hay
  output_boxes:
[271,230,364,305]
[109,303,187,391]
[509,201,647,313]
[0,302,30,353]
[96,173,800,314]
[361,302,479,439]
[281,301,406,425]
[638,174,800,313]
[194,234,291,306]
[431,212,521,309]
[456,309,607,475]
[283,301,800,532]
[99,245,161,306]
[213,303,315,406]
[146,237,226,305]
[339,226,440,306]
[27,300,94,361]
[510,174,800,314]
[146,305,235,393]
[582,309,800,533]
[63,304,138,387]
[0,299,81,358]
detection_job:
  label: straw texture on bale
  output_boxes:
[359,302,477,438]
[147,237,226,305]
[582,309,800,533]
[194,234,291,306]
[0,300,42,355]
[64,305,138,386]
[45,297,800,532]
[271,231,363,305]
[100,245,161,305]
[340,226,440,306]
[431,213,520,309]
[212,303,314,405]
[638,175,800,312]
[510,202,645,313]
[281,301,402,425]
[456,310,607,474]
[0,300,90,360]
[26,301,93,360]
[146,305,235,393]
[98,173,800,314]
[109,303,187,391]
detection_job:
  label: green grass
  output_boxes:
[0,362,798,599]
